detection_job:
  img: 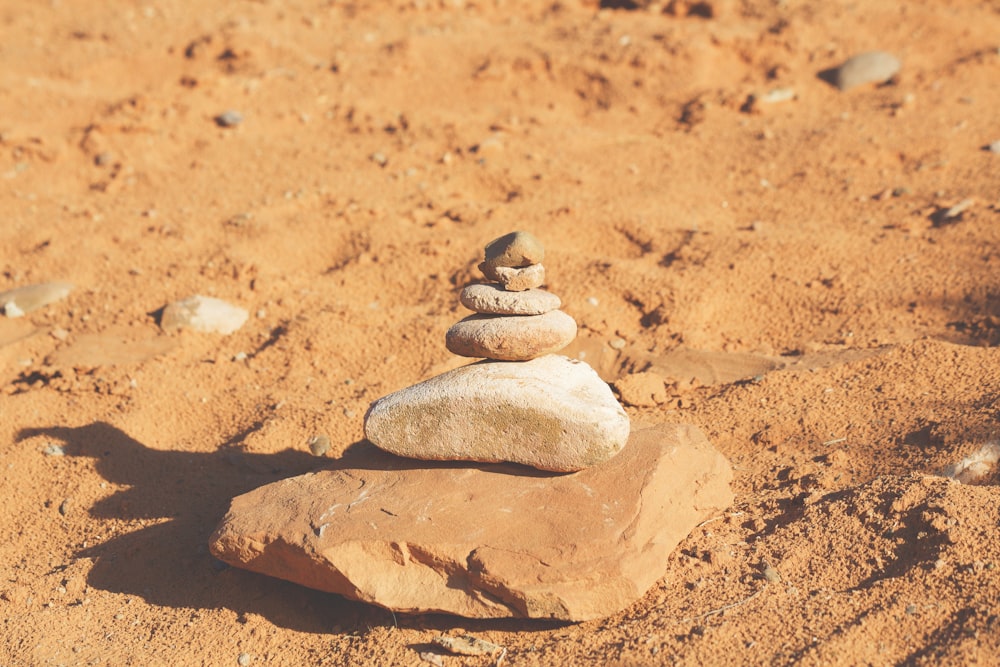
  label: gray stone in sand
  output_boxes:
[446,310,576,361]
[832,51,900,91]
[364,354,628,471]
[209,422,733,621]
[460,283,560,316]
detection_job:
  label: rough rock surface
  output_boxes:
[493,263,545,291]
[460,283,560,315]
[614,371,669,407]
[481,230,544,272]
[209,422,733,621]
[364,354,629,471]
[446,310,576,360]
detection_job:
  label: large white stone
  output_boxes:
[364,355,630,472]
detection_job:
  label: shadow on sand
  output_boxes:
[15,422,567,636]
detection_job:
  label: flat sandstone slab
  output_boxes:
[364,355,628,471]
[209,423,733,621]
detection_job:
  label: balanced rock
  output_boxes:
[209,422,733,621]
[479,230,544,274]
[446,310,576,360]
[493,263,545,291]
[460,283,560,316]
[364,354,628,471]
[832,51,900,91]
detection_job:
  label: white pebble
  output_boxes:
[161,295,249,335]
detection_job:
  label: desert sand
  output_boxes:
[2,0,1000,664]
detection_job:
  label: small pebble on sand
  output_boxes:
[986,141,1000,153]
[43,444,65,457]
[216,110,243,127]
[309,435,331,456]
[0,282,73,318]
[831,51,900,91]
[161,295,249,335]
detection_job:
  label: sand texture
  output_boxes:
[2,0,1000,665]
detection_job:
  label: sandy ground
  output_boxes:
[2,0,1000,664]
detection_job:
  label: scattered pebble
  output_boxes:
[418,652,444,667]
[215,110,244,128]
[986,140,1000,154]
[232,351,248,362]
[308,435,331,456]
[608,337,627,350]
[761,561,781,583]
[160,295,249,335]
[0,282,73,318]
[370,152,388,167]
[237,653,252,666]
[743,87,796,113]
[586,296,600,306]
[58,498,71,516]
[42,444,65,457]
[432,635,505,657]
[831,51,900,91]
[940,442,1000,483]
[342,408,357,419]
[939,198,975,222]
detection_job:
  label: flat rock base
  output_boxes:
[209,423,733,622]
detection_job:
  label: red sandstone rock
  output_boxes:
[209,423,733,621]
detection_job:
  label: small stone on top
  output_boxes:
[480,231,544,275]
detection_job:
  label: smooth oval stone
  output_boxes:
[0,282,73,317]
[834,51,900,91]
[364,354,630,472]
[480,231,544,274]
[446,310,576,361]
[460,284,560,316]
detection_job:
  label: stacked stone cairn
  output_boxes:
[209,231,734,622]
[364,231,631,472]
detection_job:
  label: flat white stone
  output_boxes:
[161,295,248,335]
[460,284,560,315]
[364,354,630,471]
[0,282,73,318]
[446,310,576,361]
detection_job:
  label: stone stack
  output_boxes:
[209,231,734,623]
[446,231,577,361]
[364,231,630,472]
